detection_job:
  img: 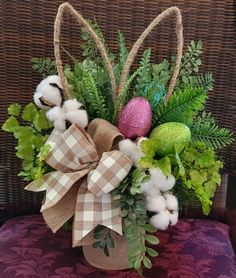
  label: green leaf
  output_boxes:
[154,156,171,176]
[8,103,21,116]
[107,236,114,249]
[143,256,152,269]
[22,103,38,122]
[144,235,159,245]
[190,112,234,150]
[146,247,159,257]
[33,110,52,130]
[153,87,207,126]
[143,224,157,233]
[2,116,19,132]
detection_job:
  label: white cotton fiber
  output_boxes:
[140,180,159,196]
[46,106,65,121]
[63,99,82,112]
[118,139,137,159]
[169,210,179,226]
[164,193,178,211]
[150,211,170,230]
[149,168,175,192]
[65,110,88,128]
[145,194,166,212]
[131,149,144,167]
[53,119,66,132]
[46,75,62,88]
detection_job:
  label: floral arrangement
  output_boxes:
[2,3,233,273]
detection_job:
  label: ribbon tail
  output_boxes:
[42,179,84,233]
[72,181,122,247]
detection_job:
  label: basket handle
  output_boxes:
[54,2,117,99]
[117,6,183,105]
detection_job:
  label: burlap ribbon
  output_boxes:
[25,118,132,247]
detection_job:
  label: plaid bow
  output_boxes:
[25,119,132,247]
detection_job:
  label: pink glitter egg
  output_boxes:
[118,97,152,139]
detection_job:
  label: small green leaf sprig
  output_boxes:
[2,103,53,182]
[113,170,159,273]
[93,226,115,256]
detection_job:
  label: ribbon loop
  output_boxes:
[88,151,132,197]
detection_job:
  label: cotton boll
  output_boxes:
[53,119,66,132]
[118,139,137,159]
[146,194,166,212]
[169,210,179,226]
[164,193,178,211]
[63,99,82,112]
[34,75,63,109]
[41,84,62,107]
[149,167,175,192]
[140,180,159,196]
[46,106,65,122]
[65,110,88,129]
[150,211,170,230]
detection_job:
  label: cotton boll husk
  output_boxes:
[145,194,166,212]
[65,110,88,128]
[164,193,178,211]
[118,139,137,159]
[149,167,175,192]
[140,180,160,196]
[33,92,49,110]
[136,137,147,148]
[35,75,62,108]
[169,210,179,226]
[150,211,170,230]
[63,99,82,112]
[53,119,66,132]
[46,106,65,121]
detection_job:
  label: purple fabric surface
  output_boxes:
[0,215,235,278]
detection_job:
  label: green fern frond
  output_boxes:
[153,87,207,126]
[190,113,234,149]
[196,73,214,91]
[118,31,128,68]
[135,48,152,90]
[31,58,57,77]
[118,48,152,107]
[83,70,109,120]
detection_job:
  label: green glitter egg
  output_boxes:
[150,122,191,155]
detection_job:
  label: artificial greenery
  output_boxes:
[113,171,159,273]
[190,112,234,149]
[178,141,223,215]
[31,57,57,77]
[2,103,53,181]
[93,226,115,256]
[153,86,207,126]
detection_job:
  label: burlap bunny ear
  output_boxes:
[51,2,183,270]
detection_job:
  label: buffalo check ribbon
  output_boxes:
[25,119,132,247]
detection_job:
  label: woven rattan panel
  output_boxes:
[0,0,235,211]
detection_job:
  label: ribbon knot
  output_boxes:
[25,119,132,247]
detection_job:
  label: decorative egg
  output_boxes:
[150,122,191,155]
[118,97,152,139]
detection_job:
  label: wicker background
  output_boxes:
[0,0,235,212]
